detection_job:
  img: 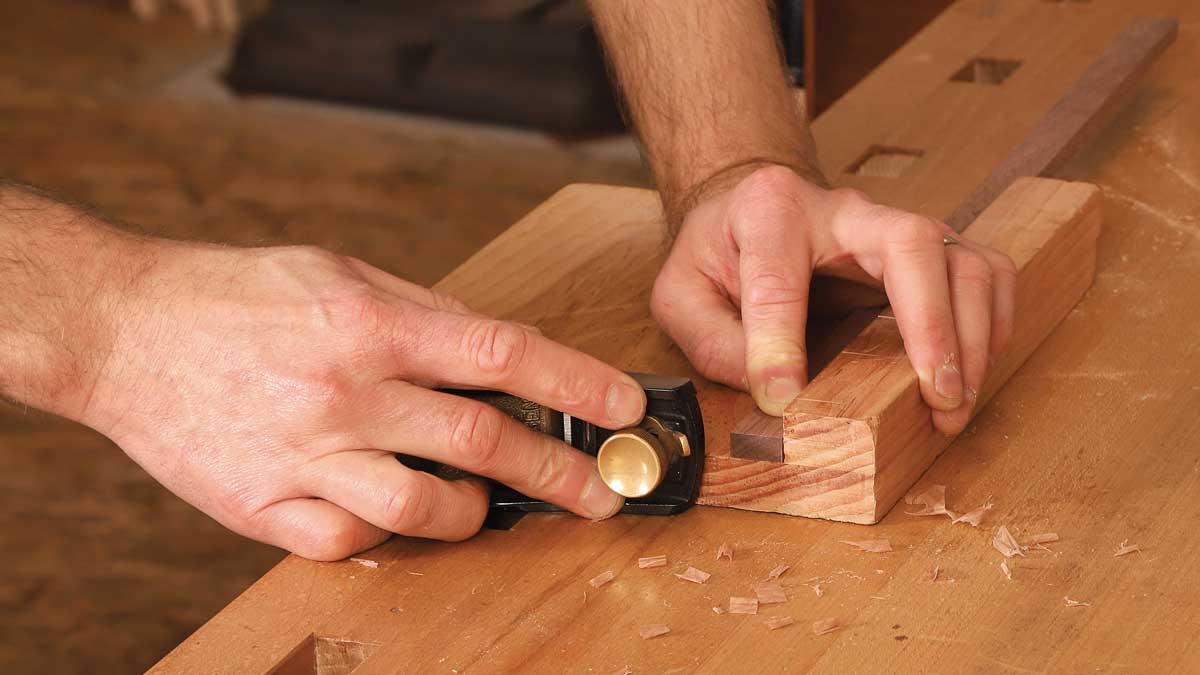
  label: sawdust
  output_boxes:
[905,484,949,517]
[764,615,795,630]
[639,624,670,639]
[950,501,993,527]
[766,564,790,581]
[754,583,787,605]
[348,557,379,569]
[717,542,735,562]
[1025,533,1060,547]
[813,617,843,635]
[992,526,1024,558]
[729,597,759,615]
[927,564,940,582]
[638,555,667,569]
[1064,597,1091,607]
[1114,540,1142,557]
[589,570,616,588]
[841,539,893,553]
[675,567,711,584]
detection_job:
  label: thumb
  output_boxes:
[736,218,812,416]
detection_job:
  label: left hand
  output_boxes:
[650,164,1017,435]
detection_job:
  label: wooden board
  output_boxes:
[770,177,1100,523]
[730,10,1178,467]
[152,0,1200,672]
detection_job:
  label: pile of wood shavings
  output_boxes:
[904,483,993,527]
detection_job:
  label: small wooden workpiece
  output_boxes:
[701,177,1101,522]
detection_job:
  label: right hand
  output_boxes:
[80,242,646,560]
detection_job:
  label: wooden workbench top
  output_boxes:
[140,1,1199,672]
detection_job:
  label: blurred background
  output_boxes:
[0,1,946,671]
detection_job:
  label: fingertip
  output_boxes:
[747,359,806,417]
[444,478,490,541]
[605,378,647,427]
[919,355,963,411]
[579,470,625,520]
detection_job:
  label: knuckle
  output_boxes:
[885,216,941,250]
[381,477,433,533]
[742,271,807,314]
[950,250,994,290]
[464,319,529,381]
[449,403,507,473]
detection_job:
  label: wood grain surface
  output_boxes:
[152,0,1200,672]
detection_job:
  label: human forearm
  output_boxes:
[0,184,149,422]
[589,0,825,228]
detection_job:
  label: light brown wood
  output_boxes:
[943,16,1179,230]
[152,0,1200,672]
[780,177,1101,523]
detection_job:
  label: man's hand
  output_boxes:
[87,244,644,559]
[651,165,1017,433]
[1,186,643,561]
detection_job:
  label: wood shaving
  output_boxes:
[716,542,735,562]
[1025,533,1060,546]
[841,539,893,553]
[809,583,824,597]
[1114,540,1141,557]
[992,526,1024,558]
[675,566,712,584]
[766,564,790,580]
[348,557,379,569]
[763,615,795,630]
[712,606,725,615]
[812,617,843,635]
[639,624,670,640]
[1000,561,1012,580]
[614,667,633,675]
[1064,596,1091,607]
[927,564,940,582]
[589,570,616,588]
[638,555,668,569]
[729,597,759,614]
[904,484,949,516]
[407,571,424,576]
[754,582,787,605]
[950,502,993,527]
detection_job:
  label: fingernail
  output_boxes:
[764,376,803,411]
[580,471,624,520]
[935,354,963,403]
[606,381,646,426]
